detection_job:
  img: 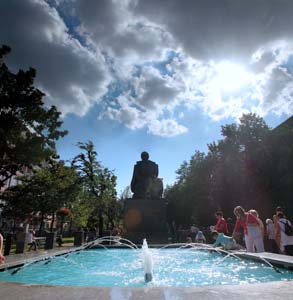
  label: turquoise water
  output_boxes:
[1,249,293,287]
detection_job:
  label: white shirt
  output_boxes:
[266,222,275,240]
[27,232,33,243]
[190,226,199,233]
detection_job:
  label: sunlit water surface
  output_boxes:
[1,249,293,287]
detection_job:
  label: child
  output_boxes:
[27,229,37,251]
[211,230,240,250]
[186,235,193,243]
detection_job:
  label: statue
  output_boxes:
[131,151,163,199]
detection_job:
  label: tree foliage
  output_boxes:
[0,45,67,187]
[71,141,119,235]
[165,113,280,227]
[2,159,80,232]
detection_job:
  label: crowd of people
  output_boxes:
[181,206,293,256]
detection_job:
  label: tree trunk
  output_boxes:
[38,212,44,235]
[50,212,55,232]
[68,217,73,236]
[60,218,64,235]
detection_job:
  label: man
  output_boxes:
[214,211,228,234]
[131,151,162,199]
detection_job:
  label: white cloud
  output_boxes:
[1,0,293,137]
[103,94,147,130]
[148,119,188,137]
[0,0,110,116]
[102,91,188,137]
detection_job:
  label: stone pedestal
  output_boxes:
[74,231,84,246]
[15,232,26,254]
[123,198,168,244]
[45,232,56,249]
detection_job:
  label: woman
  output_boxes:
[249,209,265,239]
[232,206,264,253]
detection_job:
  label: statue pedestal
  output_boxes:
[123,198,168,244]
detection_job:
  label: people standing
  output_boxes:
[232,206,264,253]
[273,207,284,250]
[277,212,293,255]
[265,218,279,253]
[249,209,265,239]
[214,211,228,234]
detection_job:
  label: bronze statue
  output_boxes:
[131,151,163,199]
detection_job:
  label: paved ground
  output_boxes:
[0,280,293,300]
[1,247,293,300]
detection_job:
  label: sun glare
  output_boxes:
[213,61,252,92]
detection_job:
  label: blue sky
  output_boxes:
[1,0,292,194]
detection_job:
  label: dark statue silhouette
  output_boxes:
[131,151,163,199]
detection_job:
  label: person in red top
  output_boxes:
[214,211,228,234]
[232,206,264,253]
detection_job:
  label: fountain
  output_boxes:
[1,237,293,287]
[141,239,153,282]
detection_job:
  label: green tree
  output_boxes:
[2,159,80,233]
[165,113,272,227]
[120,186,132,200]
[0,45,67,187]
[71,141,118,236]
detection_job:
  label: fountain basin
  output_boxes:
[1,248,293,287]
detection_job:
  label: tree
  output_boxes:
[71,141,118,236]
[165,113,273,227]
[2,159,80,233]
[209,113,270,216]
[120,186,132,200]
[0,45,67,187]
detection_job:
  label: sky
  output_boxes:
[1,0,293,194]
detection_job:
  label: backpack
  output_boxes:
[280,220,293,236]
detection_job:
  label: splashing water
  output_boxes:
[84,236,138,250]
[141,239,153,282]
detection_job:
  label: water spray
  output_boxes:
[142,239,153,282]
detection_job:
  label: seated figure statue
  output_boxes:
[131,151,163,199]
